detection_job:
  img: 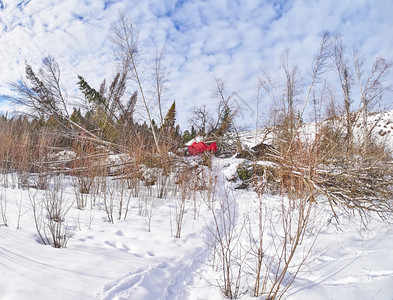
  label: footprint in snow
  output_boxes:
[105,241,115,248]
[116,230,124,236]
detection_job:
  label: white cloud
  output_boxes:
[0,0,392,127]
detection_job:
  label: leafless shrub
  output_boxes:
[247,179,321,299]
[169,160,206,238]
[73,184,89,210]
[31,129,56,190]
[155,167,170,199]
[125,151,143,198]
[16,192,27,230]
[43,176,74,248]
[191,179,201,220]
[99,169,135,223]
[71,141,100,209]
[145,152,175,199]
[138,194,155,232]
[113,177,133,220]
[200,151,322,299]
[198,164,219,207]
[269,119,393,225]
[89,174,102,208]
[0,188,8,227]
[205,179,247,299]
[257,34,393,227]
[101,179,115,224]
[12,131,35,189]
[145,197,154,232]
[137,193,145,217]
[29,176,74,248]
[177,165,200,220]
[29,189,45,243]
[0,122,13,187]
[173,194,187,239]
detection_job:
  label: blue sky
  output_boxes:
[0,0,392,128]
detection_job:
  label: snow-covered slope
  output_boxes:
[237,110,393,150]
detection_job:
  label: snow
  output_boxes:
[235,110,393,151]
[46,150,77,162]
[185,136,204,146]
[0,154,393,299]
[0,176,209,299]
[287,214,393,300]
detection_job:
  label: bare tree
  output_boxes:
[211,78,231,131]
[281,50,301,135]
[259,51,302,153]
[260,34,331,140]
[209,78,241,156]
[151,47,169,127]
[333,36,355,153]
[299,32,332,119]
[188,104,213,137]
[353,48,392,152]
[109,12,162,154]
[174,190,187,239]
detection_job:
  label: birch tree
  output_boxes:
[109,12,162,154]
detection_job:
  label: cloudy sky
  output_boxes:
[0,0,392,128]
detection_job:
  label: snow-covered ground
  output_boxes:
[1,144,393,299]
[0,174,210,300]
[1,158,392,300]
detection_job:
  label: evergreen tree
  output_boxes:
[160,101,182,150]
[182,130,192,144]
[162,100,176,133]
[191,125,197,138]
[215,104,235,136]
[118,91,137,132]
[70,108,84,125]
[183,125,198,144]
[77,75,105,105]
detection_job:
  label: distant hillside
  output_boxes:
[237,109,393,151]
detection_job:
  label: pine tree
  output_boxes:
[162,101,176,132]
[182,130,192,144]
[191,125,197,138]
[77,75,105,105]
[215,104,234,136]
[161,101,182,150]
